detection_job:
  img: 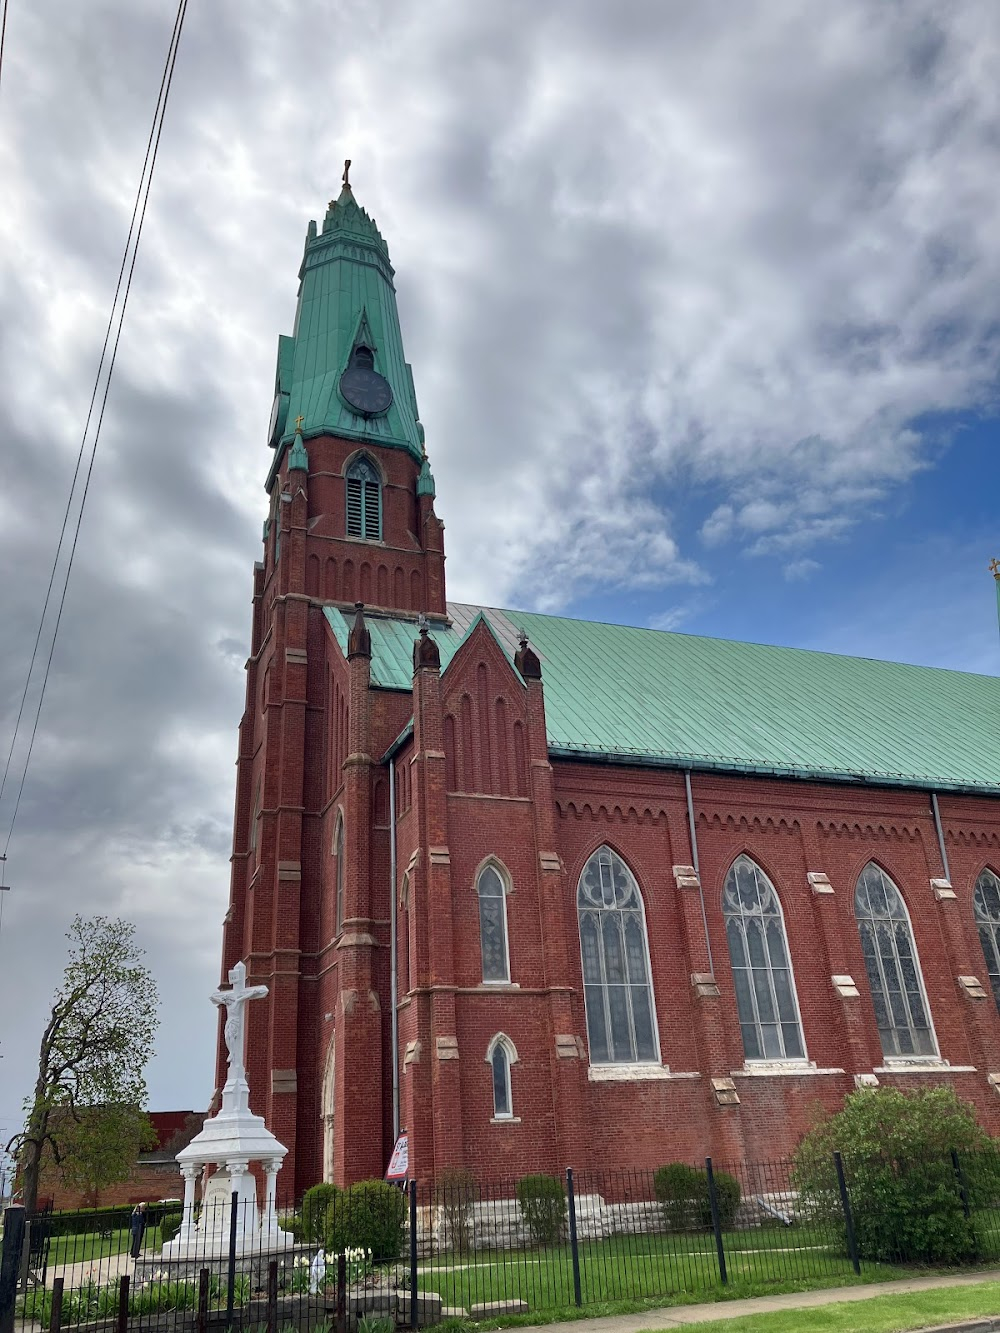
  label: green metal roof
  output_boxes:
[267,186,424,488]
[324,604,1000,796]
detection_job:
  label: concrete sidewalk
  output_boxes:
[513,1268,1000,1331]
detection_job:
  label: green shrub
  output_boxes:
[516,1174,566,1247]
[357,1317,395,1333]
[48,1204,133,1237]
[158,1209,183,1245]
[436,1166,478,1254]
[792,1085,988,1265]
[302,1182,340,1244]
[653,1162,740,1231]
[325,1179,407,1262]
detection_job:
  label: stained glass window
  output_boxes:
[577,847,658,1064]
[855,863,936,1059]
[723,856,805,1061]
[478,865,510,983]
[973,868,1000,1012]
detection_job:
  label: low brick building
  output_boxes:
[40,1111,202,1211]
[217,178,1000,1196]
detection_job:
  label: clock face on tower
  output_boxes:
[339,366,393,417]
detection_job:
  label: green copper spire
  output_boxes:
[266,164,424,489]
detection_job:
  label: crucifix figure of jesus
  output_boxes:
[211,961,269,1085]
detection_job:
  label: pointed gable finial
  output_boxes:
[347,601,371,660]
[413,614,440,672]
[515,630,542,681]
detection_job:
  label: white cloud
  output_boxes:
[0,0,998,1119]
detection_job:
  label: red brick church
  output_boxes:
[218,177,1000,1196]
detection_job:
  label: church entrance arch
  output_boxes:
[321,1033,336,1182]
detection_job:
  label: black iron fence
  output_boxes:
[4,1148,1000,1332]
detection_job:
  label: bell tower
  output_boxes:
[263,161,446,615]
[218,170,446,1192]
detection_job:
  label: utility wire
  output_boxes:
[0,0,186,818]
[0,0,8,99]
[0,0,190,861]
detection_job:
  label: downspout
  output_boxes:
[931,790,951,884]
[685,770,715,977]
[388,759,400,1142]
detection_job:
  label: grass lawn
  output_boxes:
[417,1227,907,1312]
[47,1227,148,1268]
[669,1278,1000,1332]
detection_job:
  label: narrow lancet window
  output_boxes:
[577,847,658,1064]
[333,812,345,934]
[723,856,805,1061]
[477,864,511,983]
[486,1034,516,1118]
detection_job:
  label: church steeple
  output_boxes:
[266,165,426,491]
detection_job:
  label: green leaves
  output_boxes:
[10,914,160,1211]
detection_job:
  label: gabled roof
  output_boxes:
[324,603,1000,796]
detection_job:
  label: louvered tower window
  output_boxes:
[973,868,1000,1012]
[854,863,937,1059]
[345,457,382,540]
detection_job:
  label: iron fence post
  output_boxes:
[226,1190,238,1327]
[48,1276,64,1333]
[336,1251,347,1333]
[833,1151,861,1275]
[705,1159,728,1285]
[197,1268,210,1333]
[116,1274,130,1333]
[0,1206,26,1333]
[266,1258,278,1333]
[566,1169,582,1307]
[951,1149,972,1220]
[409,1178,418,1330]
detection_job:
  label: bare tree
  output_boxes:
[7,916,159,1212]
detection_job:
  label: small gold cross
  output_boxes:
[990,557,1000,579]
[294,415,305,432]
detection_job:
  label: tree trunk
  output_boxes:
[20,1138,43,1215]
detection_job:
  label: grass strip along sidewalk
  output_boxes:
[656,1280,1000,1331]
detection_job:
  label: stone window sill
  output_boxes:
[588,1064,694,1082]
[732,1062,844,1078]
[490,1116,521,1125]
[479,981,520,990]
[875,1060,976,1074]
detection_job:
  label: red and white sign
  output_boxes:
[385,1133,409,1181]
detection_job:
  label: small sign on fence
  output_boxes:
[385,1133,409,1182]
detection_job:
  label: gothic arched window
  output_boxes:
[973,868,1000,1012]
[723,856,805,1062]
[486,1033,517,1119]
[855,863,936,1059]
[577,847,658,1064]
[477,864,511,983]
[345,457,382,541]
[333,812,345,935]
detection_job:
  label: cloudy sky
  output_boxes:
[0,0,998,1151]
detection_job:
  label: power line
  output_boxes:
[0,0,8,99]
[0,0,190,861]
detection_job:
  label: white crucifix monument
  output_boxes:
[161,961,293,1258]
